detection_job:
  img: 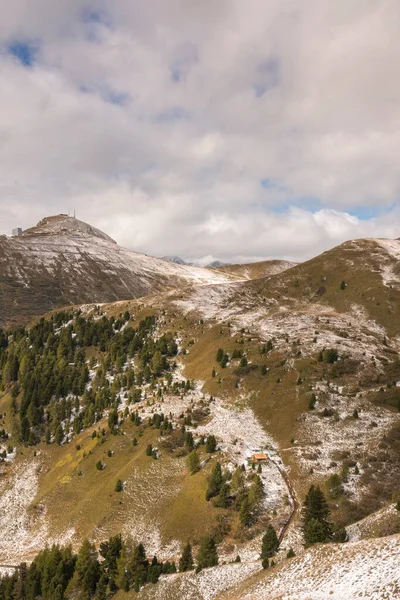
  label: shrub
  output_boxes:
[324,348,339,364]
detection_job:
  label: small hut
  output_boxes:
[250,453,268,463]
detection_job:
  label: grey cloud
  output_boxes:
[0,0,399,263]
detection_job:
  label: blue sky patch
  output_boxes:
[347,205,394,220]
[8,41,37,66]
[261,178,276,189]
[102,88,130,106]
[79,84,129,106]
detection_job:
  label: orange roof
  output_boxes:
[251,453,268,460]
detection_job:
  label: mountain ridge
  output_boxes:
[0,215,237,327]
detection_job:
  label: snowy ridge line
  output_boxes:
[3,228,238,286]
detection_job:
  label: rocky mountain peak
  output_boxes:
[22,214,117,244]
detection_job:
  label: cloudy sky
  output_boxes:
[0,0,399,264]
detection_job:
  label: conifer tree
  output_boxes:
[73,539,100,599]
[12,563,27,600]
[185,431,194,451]
[230,466,244,493]
[179,543,194,572]
[302,485,332,546]
[206,462,223,500]
[261,525,279,559]
[205,435,217,453]
[54,423,64,446]
[213,482,229,508]
[248,474,264,508]
[96,574,108,600]
[187,450,200,474]
[239,497,251,527]
[196,536,218,571]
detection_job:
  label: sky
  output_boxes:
[0,0,399,265]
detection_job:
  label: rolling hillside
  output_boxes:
[212,259,297,280]
[0,232,399,599]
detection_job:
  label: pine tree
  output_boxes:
[73,539,100,599]
[197,537,218,571]
[230,466,244,493]
[261,525,279,559]
[206,462,222,500]
[302,485,332,546]
[185,431,194,451]
[150,351,164,376]
[303,518,327,545]
[213,483,229,508]
[239,497,251,527]
[12,563,27,600]
[186,450,200,475]
[54,423,64,446]
[248,474,264,508]
[96,574,108,600]
[179,543,194,572]
[205,435,217,453]
[220,353,229,368]
[108,408,118,433]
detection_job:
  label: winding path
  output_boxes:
[275,461,300,544]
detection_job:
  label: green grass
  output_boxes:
[161,464,221,543]
[18,412,225,549]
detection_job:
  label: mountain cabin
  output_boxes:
[250,453,268,463]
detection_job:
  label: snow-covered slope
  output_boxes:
[23,215,117,244]
[0,215,236,326]
[220,534,400,600]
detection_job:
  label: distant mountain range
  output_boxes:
[161,256,230,268]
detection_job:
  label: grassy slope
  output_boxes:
[253,239,400,335]
[34,422,221,549]
[1,236,400,590]
[212,260,297,280]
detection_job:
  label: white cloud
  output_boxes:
[0,0,399,262]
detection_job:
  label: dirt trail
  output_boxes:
[276,462,299,544]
